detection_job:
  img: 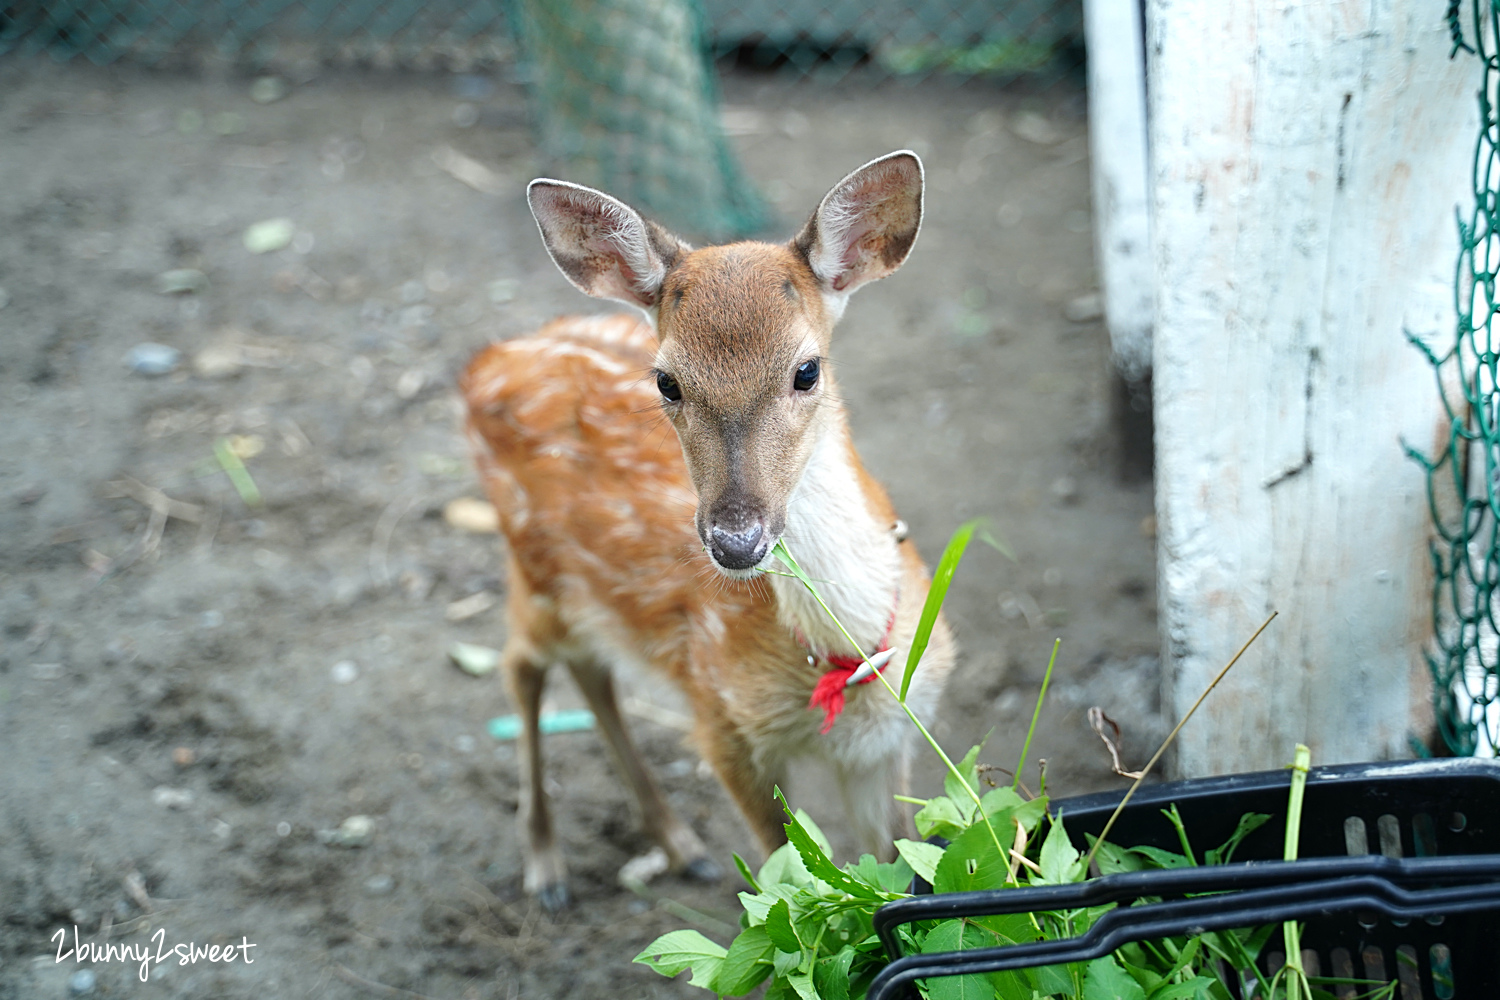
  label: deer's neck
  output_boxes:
[768,418,902,659]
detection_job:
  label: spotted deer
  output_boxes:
[461,151,955,908]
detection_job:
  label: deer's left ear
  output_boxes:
[792,151,923,301]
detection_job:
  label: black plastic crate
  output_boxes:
[870,759,1500,999]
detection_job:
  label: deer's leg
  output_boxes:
[564,660,720,880]
[694,719,788,856]
[504,641,568,911]
[833,749,911,862]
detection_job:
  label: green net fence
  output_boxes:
[1,0,1081,237]
[1413,1,1500,756]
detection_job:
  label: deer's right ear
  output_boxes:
[527,179,688,310]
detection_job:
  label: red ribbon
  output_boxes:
[808,649,889,734]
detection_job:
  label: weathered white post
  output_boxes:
[1147,1,1474,774]
[1083,0,1153,382]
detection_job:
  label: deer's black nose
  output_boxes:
[709,521,767,570]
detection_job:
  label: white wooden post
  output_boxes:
[1147,1,1475,775]
[1084,0,1154,382]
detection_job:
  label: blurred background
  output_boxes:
[0,1,1486,997]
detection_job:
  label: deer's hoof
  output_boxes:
[534,880,570,914]
[683,855,724,883]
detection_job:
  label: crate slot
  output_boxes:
[1346,815,1371,856]
[1413,812,1438,857]
[1397,943,1424,999]
[1363,946,1389,985]
[1429,943,1455,1000]
[1330,947,1357,999]
[1378,814,1404,858]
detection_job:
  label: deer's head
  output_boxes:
[527,152,923,577]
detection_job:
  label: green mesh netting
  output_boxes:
[0,0,1082,240]
[1412,1,1500,756]
[509,0,765,238]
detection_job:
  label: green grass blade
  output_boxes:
[1012,638,1060,791]
[901,518,990,700]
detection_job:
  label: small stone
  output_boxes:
[1011,111,1062,145]
[395,369,425,399]
[172,746,196,766]
[1063,291,1104,323]
[448,641,500,676]
[243,218,295,254]
[199,609,224,629]
[445,590,496,623]
[125,342,182,376]
[193,343,243,379]
[249,76,288,104]
[618,846,670,887]
[68,969,97,996]
[1049,476,1080,505]
[333,814,374,848]
[152,786,194,809]
[363,873,396,896]
[331,660,359,684]
[487,278,518,304]
[452,102,479,128]
[30,662,63,679]
[443,497,499,534]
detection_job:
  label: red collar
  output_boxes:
[803,604,898,734]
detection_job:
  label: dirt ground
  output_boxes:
[0,56,1160,999]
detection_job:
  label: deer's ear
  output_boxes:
[792,151,923,301]
[527,180,689,309]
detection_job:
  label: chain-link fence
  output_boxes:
[1411,1,1500,756]
[1,1,1081,235]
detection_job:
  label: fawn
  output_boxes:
[461,151,955,908]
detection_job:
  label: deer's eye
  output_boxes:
[656,370,682,402]
[793,359,820,392]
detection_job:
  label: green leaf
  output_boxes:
[716,926,775,996]
[1146,976,1220,1000]
[734,852,761,892]
[785,971,821,1000]
[1086,836,1148,875]
[1084,955,1148,1000]
[633,929,728,989]
[922,920,995,1000]
[777,789,885,899]
[740,883,800,923]
[1203,812,1272,866]
[813,946,856,1000]
[894,839,945,884]
[914,795,970,839]
[933,821,1009,893]
[765,898,802,953]
[760,840,813,888]
[971,912,1037,945]
[1163,936,1201,981]
[1129,845,1195,870]
[1035,813,1084,884]
[1033,963,1078,996]
[846,852,915,893]
[979,788,1048,836]
[901,519,1000,700]
[944,743,985,804]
